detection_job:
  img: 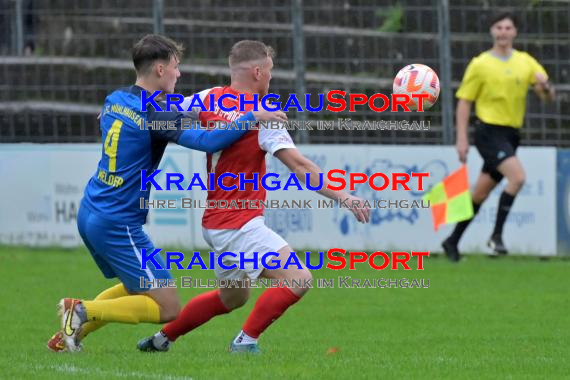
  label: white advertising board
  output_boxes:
[0,144,556,255]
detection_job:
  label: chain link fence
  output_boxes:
[1,0,568,145]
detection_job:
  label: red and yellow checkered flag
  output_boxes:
[423,165,473,231]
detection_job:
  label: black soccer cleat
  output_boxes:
[487,235,508,256]
[442,237,461,262]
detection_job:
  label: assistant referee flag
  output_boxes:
[423,165,473,231]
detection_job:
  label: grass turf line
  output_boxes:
[0,246,568,380]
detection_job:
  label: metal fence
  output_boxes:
[1,0,568,146]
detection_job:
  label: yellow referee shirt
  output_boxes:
[456,50,548,128]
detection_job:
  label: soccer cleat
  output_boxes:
[229,342,261,354]
[137,332,171,352]
[47,331,66,352]
[58,298,86,353]
[442,237,461,262]
[47,331,83,352]
[487,235,508,256]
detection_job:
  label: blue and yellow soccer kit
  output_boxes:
[78,85,255,291]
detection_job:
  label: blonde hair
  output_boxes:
[229,40,275,68]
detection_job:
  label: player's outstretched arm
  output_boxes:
[274,148,370,223]
[175,111,256,153]
[153,109,287,153]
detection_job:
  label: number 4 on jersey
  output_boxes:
[104,120,123,172]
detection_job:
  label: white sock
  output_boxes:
[233,330,257,345]
[152,330,172,350]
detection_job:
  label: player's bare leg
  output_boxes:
[146,287,181,322]
[443,172,497,261]
[489,156,526,255]
[471,172,499,205]
[219,284,251,310]
[230,245,312,354]
[138,285,250,352]
[498,156,526,195]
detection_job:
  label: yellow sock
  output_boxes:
[83,295,161,324]
[80,283,128,339]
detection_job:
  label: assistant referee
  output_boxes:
[442,12,555,262]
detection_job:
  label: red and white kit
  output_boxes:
[183,87,296,279]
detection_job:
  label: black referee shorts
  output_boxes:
[473,119,521,183]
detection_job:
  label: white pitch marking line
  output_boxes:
[28,363,194,380]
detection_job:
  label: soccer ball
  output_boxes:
[393,64,440,111]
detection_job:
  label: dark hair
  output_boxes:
[489,11,518,29]
[229,40,275,67]
[131,34,184,74]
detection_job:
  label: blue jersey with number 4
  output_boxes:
[81,85,255,225]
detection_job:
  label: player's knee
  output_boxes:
[226,296,248,310]
[301,269,313,285]
[510,174,526,192]
[219,290,249,311]
[292,269,313,297]
[159,299,181,322]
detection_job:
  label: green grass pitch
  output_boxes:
[0,246,568,379]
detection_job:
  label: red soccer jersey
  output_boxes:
[188,86,295,229]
